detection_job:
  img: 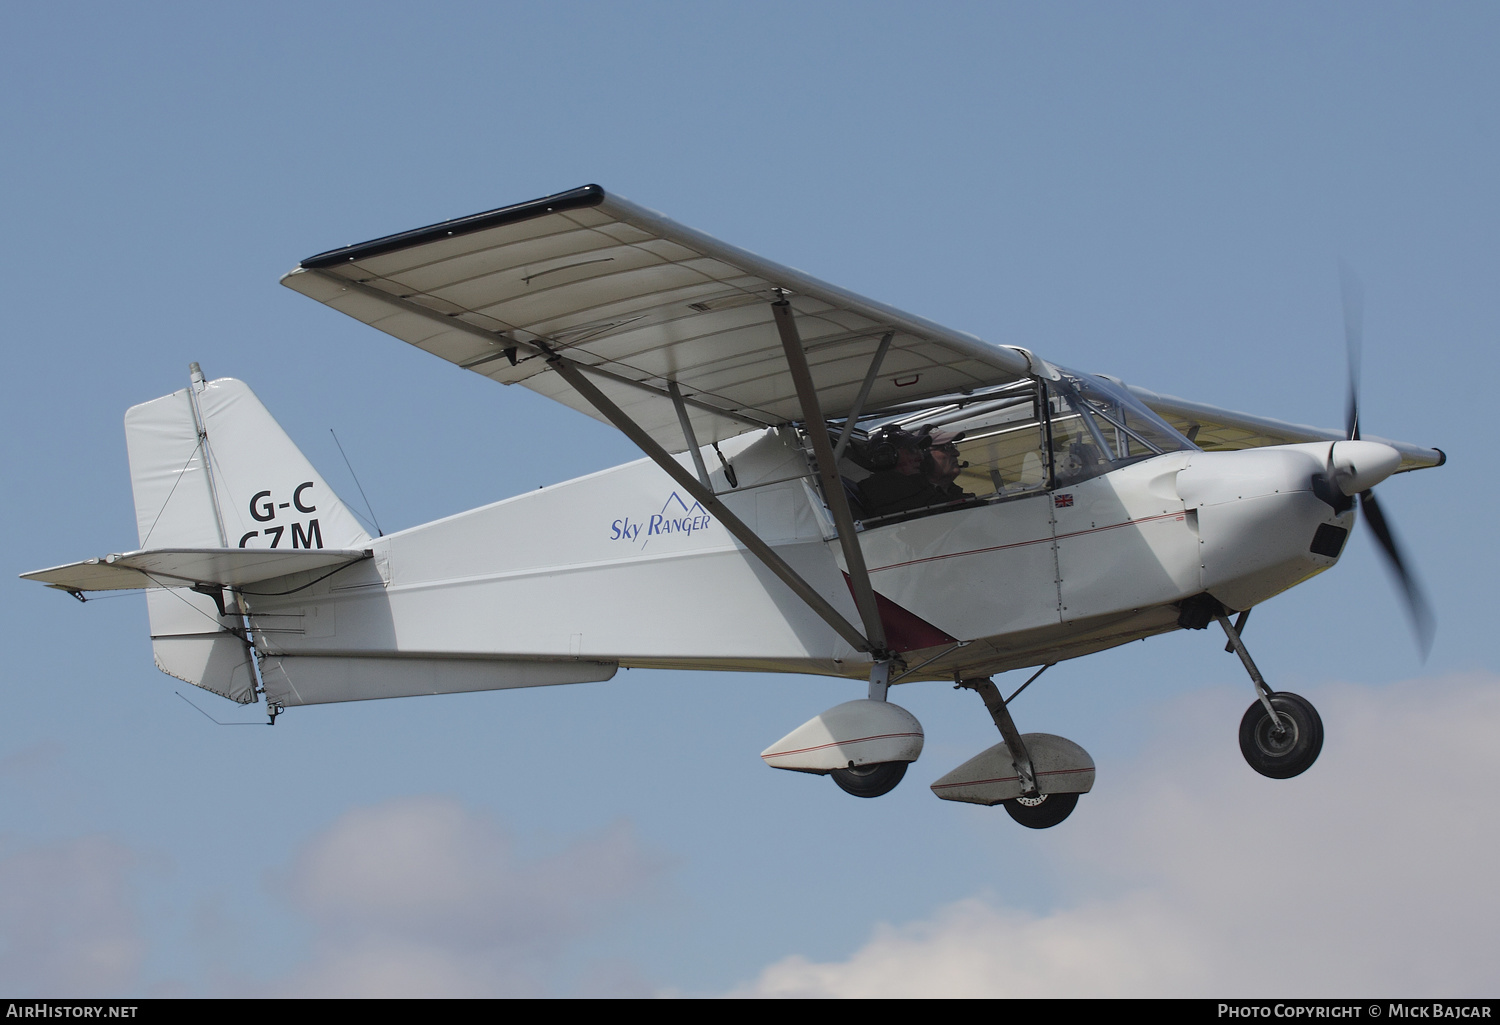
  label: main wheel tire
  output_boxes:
[830,760,908,798]
[1002,791,1078,829]
[1239,691,1323,779]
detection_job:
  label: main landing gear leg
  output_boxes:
[958,676,1078,828]
[963,677,1038,795]
[828,658,909,798]
[1216,613,1324,779]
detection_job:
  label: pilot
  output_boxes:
[920,429,971,504]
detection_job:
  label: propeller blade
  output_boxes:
[1339,262,1364,442]
[1358,489,1434,658]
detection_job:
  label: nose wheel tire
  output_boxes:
[830,760,908,798]
[1002,791,1078,829]
[1239,692,1323,779]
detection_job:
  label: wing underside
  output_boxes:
[277,184,1443,472]
[280,185,1033,452]
[1129,385,1443,473]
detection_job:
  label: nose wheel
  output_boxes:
[1217,611,1325,779]
[1239,692,1323,779]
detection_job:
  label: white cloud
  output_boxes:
[732,673,1500,997]
[0,796,662,997]
[0,835,146,995]
[273,797,663,997]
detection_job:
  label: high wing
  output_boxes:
[22,548,372,594]
[280,185,1033,453]
[1128,385,1445,474]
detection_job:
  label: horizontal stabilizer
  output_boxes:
[22,547,372,593]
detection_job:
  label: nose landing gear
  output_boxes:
[1217,612,1324,779]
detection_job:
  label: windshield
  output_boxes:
[1046,368,1197,487]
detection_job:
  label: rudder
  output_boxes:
[124,365,370,702]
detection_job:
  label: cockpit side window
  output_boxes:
[836,380,1049,524]
[825,369,1195,527]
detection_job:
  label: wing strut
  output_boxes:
[542,348,876,656]
[834,331,893,461]
[668,381,712,488]
[772,299,889,655]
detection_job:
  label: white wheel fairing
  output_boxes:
[761,699,923,773]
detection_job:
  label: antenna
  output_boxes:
[330,429,384,536]
[175,691,271,725]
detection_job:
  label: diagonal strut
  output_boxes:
[772,299,889,655]
[543,349,875,655]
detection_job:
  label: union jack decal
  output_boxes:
[1054,493,1074,508]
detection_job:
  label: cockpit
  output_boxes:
[828,368,1198,526]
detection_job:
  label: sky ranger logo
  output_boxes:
[610,492,714,549]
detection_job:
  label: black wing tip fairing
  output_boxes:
[299,184,607,270]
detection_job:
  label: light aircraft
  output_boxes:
[23,185,1443,828]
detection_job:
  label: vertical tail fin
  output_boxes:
[124,369,371,702]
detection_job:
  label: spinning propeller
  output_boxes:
[1334,265,1435,658]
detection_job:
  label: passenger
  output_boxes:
[856,429,927,516]
[857,426,972,518]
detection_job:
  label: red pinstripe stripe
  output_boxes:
[930,765,1094,791]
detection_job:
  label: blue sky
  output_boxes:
[2,2,1497,996]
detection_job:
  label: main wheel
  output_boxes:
[1002,791,1078,829]
[830,760,908,798]
[1239,692,1323,779]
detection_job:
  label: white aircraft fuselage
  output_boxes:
[245,427,1357,706]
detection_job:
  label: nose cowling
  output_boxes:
[1331,440,1401,496]
[1175,445,1328,509]
[1176,445,1358,611]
